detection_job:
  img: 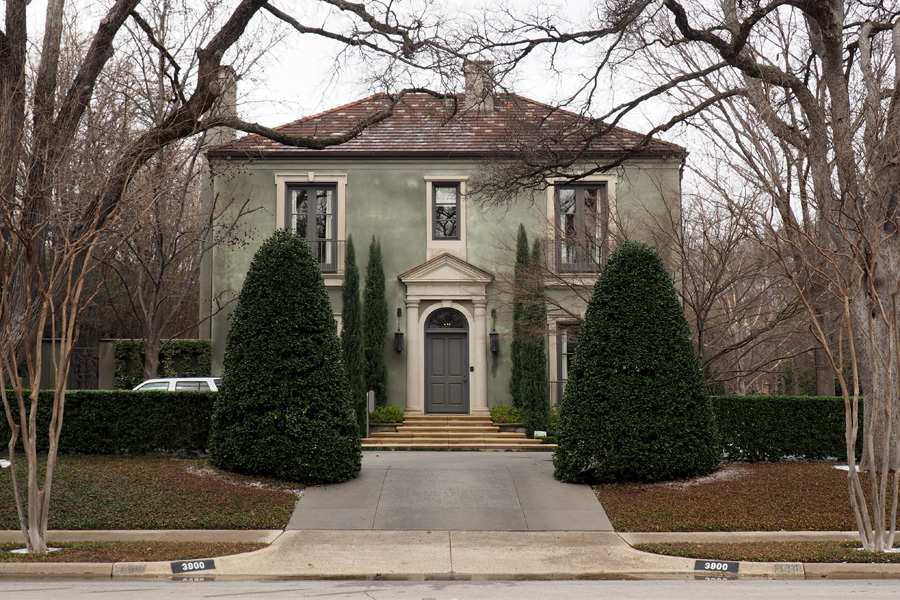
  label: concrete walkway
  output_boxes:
[286,451,613,531]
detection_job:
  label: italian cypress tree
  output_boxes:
[517,239,550,436]
[209,230,361,484]
[509,224,531,408]
[363,236,388,407]
[341,235,367,435]
[554,241,720,483]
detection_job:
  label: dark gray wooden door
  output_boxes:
[425,332,469,413]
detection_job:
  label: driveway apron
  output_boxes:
[286,451,613,531]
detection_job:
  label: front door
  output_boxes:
[424,308,470,414]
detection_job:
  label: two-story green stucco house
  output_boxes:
[201,65,685,417]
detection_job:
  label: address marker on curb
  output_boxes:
[171,559,216,574]
[694,559,738,573]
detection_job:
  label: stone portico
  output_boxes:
[399,254,493,416]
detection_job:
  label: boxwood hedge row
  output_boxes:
[0,392,861,462]
[713,395,861,461]
[0,390,214,454]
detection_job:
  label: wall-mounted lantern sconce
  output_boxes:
[489,308,499,353]
[394,307,404,352]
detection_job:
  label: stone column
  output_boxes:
[472,298,489,415]
[405,299,423,414]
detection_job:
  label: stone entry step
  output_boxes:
[362,414,554,451]
[395,426,501,434]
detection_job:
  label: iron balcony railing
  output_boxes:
[552,239,604,273]
[307,239,345,273]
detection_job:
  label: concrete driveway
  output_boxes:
[287,451,613,531]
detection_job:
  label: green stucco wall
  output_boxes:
[208,156,682,410]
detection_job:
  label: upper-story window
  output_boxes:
[287,183,338,272]
[555,184,609,272]
[433,183,460,240]
[425,176,467,260]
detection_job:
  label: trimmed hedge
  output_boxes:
[490,405,520,424]
[0,392,860,461]
[368,405,404,424]
[714,395,861,461]
[0,390,214,454]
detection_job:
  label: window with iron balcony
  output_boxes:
[554,183,609,273]
[285,183,344,273]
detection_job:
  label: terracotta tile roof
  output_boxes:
[208,93,686,160]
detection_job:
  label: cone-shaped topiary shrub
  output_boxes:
[553,241,720,483]
[209,229,361,484]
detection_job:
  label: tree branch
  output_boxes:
[128,9,186,106]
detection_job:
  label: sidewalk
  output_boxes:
[0,529,891,580]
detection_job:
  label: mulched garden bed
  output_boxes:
[594,461,861,532]
[0,455,302,530]
[0,541,265,563]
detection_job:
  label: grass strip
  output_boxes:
[634,541,900,563]
[0,541,265,563]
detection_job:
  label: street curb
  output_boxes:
[0,562,113,578]
[1,559,900,581]
[2,531,900,581]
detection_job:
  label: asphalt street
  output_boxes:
[0,579,896,599]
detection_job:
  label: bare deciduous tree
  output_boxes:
[462,0,900,551]
[0,0,451,553]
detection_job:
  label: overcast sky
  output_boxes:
[237,0,633,128]
[13,0,670,143]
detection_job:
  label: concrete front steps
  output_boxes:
[362,414,553,451]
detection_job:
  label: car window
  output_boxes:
[175,381,201,391]
[137,382,169,391]
[214,378,222,389]
[198,381,210,391]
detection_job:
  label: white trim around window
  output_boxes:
[275,172,347,286]
[425,176,468,260]
[547,313,582,405]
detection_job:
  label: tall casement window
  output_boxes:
[555,184,609,271]
[287,184,338,272]
[433,183,461,240]
[555,323,580,403]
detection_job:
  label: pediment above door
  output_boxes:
[398,253,494,287]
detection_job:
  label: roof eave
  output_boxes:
[206,148,688,161]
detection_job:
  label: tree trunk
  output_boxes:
[815,345,835,396]
[143,337,161,381]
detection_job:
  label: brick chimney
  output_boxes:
[464,60,495,112]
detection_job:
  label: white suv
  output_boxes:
[132,377,221,392]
